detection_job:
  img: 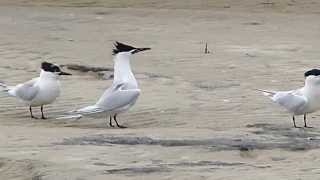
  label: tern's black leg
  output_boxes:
[114,114,127,128]
[109,115,114,127]
[304,113,312,128]
[41,105,46,119]
[292,116,297,128]
[29,106,38,119]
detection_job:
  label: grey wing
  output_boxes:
[11,78,39,101]
[271,91,307,113]
[57,83,140,119]
[95,83,140,112]
[73,105,105,114]
[56,105,105,119]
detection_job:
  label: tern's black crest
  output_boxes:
[41,61,61,73]
[304,69,320,77]
[112,41,137,55]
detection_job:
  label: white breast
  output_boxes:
[30,80,61,107]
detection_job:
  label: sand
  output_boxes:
[1,0,320,179]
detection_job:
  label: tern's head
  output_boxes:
[41,61,72,78]
[112,41,151,57]
[304,69,320,85]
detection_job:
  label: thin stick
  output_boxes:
[204,43,209,54]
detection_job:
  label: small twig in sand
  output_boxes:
[204,43,210,54]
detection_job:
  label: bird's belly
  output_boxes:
[303,98,320,114]
[30,85,60,106]
[305,104,320,114]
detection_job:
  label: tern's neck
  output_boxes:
[305,79,316,89]
[113,54,136,84]
[39,70,58,80]
[302,80,320,97]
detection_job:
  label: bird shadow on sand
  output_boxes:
[247,123,320,139]
[244,123,320,151]
[56,123,320,152]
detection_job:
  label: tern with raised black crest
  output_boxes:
[58,42,150,128]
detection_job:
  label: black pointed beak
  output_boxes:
[132,47,151,54]
[59,71,72,76]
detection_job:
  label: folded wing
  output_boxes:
[272,91,307,113]
[95,83,140,112]
[257,89,307,114]
[9,78,39,102]
[58,83,140,119]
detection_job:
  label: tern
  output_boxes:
[256,69,320,128]
[0,62,71,119]
[58,42,150,128]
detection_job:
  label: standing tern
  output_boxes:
[0,62,71,119]
[256,69,320,128]
[58,42,150,128]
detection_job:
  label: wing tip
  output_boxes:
[254,88,275,96]
[56,114,83,120]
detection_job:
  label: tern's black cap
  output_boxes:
[112,42,137,55]
[304,69,320,77]
[112,41,151,55]
[41,62,60,72]
[41,61,72,75]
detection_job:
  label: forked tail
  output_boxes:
[254,88,276,97]
[56,105,104,120]
[56,114,83,120]
[0,82,9,92]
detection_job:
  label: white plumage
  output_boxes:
[58,42,150,128]
[0,62,71,119]
[257,74,320,128]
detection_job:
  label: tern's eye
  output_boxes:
[52,66,60,72]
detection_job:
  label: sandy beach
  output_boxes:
[1,0,320,179]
